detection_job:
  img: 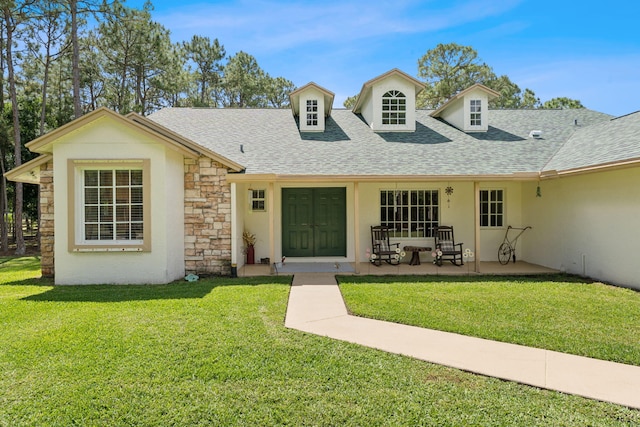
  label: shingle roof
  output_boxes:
[148,107,613,177]
[544,111,640,172]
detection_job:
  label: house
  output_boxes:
[6,69,640,289]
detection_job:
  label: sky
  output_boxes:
[127,0,640,116]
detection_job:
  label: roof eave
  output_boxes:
[4,154,52,184]
[128,113,245,172]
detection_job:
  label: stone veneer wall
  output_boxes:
[40,161,54,278]
[184,157,232,275]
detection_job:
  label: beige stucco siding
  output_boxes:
[52,116,185,285]
[522,167,640,289]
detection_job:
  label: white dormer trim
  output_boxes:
[430,84,500,133]
[289,82,334,132]
[352,69,424,132]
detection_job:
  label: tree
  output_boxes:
[542,97,584,109]
[343,95,357,109]
[2,0,32,255]
[0,16,8,251]
[183,35,225,106]
[25,1,70,136]
[221,51,266,108]
[521,88,541,109]
[416,43,549,110]
[417,43,494,109]
[97,1,177,115]
[264,75,295,108]
[63,0,112,118]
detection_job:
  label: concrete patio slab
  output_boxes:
[285,273,640,410]
[240,260,559,277]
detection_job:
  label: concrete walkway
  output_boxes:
[285,273,640,409]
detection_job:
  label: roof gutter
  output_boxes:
[226,172,540,183]
[541,157,640,179]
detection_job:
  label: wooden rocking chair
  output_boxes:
[435,226,463,266]
[370,225,401,266]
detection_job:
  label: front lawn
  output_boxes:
[1,258,638,425]
[339,275,640,366]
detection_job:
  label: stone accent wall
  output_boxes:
[39,161,54,278]
[184,157,232,275]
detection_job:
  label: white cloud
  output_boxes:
[155,0,523,51]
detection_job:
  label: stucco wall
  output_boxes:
[522,167,640,289]
[440,89,490,132]
[52,116,185,285]
[299,87,326,132]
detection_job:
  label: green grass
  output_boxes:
[339,275,640,366]
[1,258,639,425]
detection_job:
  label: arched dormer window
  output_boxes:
[382,90,406,125]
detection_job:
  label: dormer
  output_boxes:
[430,84,500,133]
[289,82,334,132]
[352,69,424,132]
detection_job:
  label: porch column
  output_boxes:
[474,181,481,273]
[354,181,361,274]
[268,182,275,265]
[230,182,238,266]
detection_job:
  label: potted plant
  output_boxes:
[242,231,257,264]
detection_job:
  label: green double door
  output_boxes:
[282,188,346,257]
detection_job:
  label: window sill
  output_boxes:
[72,246,145,252]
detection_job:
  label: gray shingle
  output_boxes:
[544,111,640,172]
[148,107,613,177]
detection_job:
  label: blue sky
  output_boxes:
[128,0,640,116]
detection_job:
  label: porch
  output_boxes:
[238,260,559,277]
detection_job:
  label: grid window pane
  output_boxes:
[85,170,98,186]
[99,170,112,186]
[251,189,266,211]
[479,189,504,228]
[131,170,143,185]
[470,99,482,126]
[85,187,98,204]
[382,90,407,125]
[380,189,439,237]
[83,168,143,242]
[116,205,129,222]
[115,170,129,186]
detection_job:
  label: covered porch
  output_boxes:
[228,176,543,276]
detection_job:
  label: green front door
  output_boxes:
[282,188,346,257]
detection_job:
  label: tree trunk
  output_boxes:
[71,0,82,118]
[0,155,7,252]
[0,19,8,252]
[40,40,52,136]
[4,7,25,255]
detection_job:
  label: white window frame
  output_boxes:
[68,159,151,252]
[250,189,266,212]
[470,99,482,126]
[382,90,407,125]
[380,189,439,238]
[306,99,318,126]
[479,189,504,228]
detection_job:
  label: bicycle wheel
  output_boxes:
[498,243,512,265]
